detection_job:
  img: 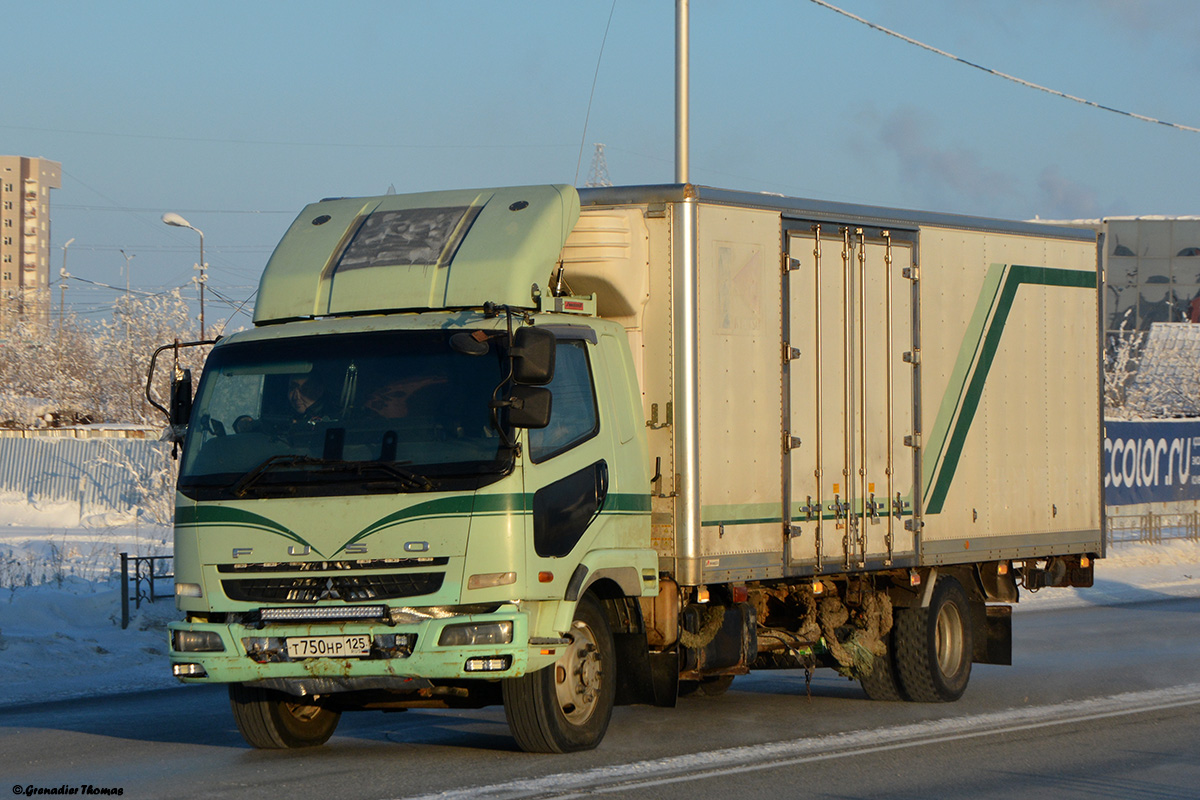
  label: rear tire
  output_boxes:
[858,629,905,701]
[679,674,735,698]
[503,593,615,753]
[893,576,973,702]
[228,684,341,748]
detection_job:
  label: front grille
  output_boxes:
[222,571,445,603]
[218,558,448,574]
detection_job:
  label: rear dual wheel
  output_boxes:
[679,674,735,698]
[891,576,973,702]
[858,626,905,701]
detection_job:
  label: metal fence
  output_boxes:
[0,433,166,516]
[1106,508,1200,546]
[119,552,173,629]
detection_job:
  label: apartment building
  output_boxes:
[0,155,62,328]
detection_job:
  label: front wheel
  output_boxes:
[503,593,616,753]
[892,576,973,702]
[228,684,341,748]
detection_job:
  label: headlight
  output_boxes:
[467,571,517,590]
[438,620,514,647]
[172,629,225,652]
[174,582,203,598]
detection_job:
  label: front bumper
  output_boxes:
[167,607,559,687]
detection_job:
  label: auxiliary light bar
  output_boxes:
[259,605,388,622]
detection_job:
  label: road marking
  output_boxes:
[397,683,1200,800]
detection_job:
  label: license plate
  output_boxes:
[286,634,371,659]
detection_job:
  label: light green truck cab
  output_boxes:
[167,185,657,751]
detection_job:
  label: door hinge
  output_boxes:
[784,432,802,452]
[647,401,673,430]
[903,349,920,365]
[903,266,919,281]
[904,433,921,448]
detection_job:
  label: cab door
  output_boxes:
[521,332,612,596]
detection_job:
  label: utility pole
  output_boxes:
[58,238,74,357]
[120,249,136,420]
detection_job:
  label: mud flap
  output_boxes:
[971,604,1012,665]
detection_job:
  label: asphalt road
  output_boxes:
[3,595,1199,800]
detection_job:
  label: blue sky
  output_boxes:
[4,0,1199,327]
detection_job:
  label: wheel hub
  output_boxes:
[555,619,603,724]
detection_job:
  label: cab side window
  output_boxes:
[529,340,598,462]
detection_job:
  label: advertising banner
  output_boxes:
[1105,419,1200,505]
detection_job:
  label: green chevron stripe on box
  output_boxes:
[923,264,1096,515]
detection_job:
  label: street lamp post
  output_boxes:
[161,212,207,338]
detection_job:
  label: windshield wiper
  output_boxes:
[342,461,437,492]
[232,455,325,497]
[232,455,436,497]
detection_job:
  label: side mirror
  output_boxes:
[505,386,552,429]
[170,369,193,427]
[511,326,556,386]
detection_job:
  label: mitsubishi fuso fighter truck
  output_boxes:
[160,183,1102,751]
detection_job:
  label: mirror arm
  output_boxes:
[145,337,219,423]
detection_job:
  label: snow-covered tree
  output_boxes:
[0,290,207,427]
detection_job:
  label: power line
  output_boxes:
[574,0,619,185]
[807,0,1200,134]
[56,204,293,215]
[3,123,574,151]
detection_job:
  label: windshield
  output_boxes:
[179,329,510,499]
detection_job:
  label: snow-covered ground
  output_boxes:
[1,498,1199,710]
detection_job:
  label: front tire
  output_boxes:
[893,576,973,702]
[228,684,341,748]
[503,593,616,753]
